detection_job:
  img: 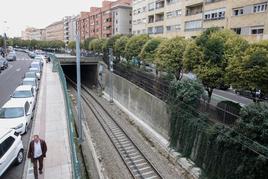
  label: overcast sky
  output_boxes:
[0,0,103,37]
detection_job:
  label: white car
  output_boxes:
[22,78,38,92]
[11,85,36,110]
[0,99,33,134]
[0,129,24,176]
[29,67,41,80]
[31,62,42,72]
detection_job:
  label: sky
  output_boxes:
[0,0,102,37]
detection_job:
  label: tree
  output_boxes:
[226,45,268,96]
[89,38,107,54]
[155,37,187,79]
[125,35,150,61]
[82,37,95,50]
[183,40,204,72]
[167,78,204,147]
[114,36,129,60]
[184,28,248,103]
[139,37,164,64]
[235,102,268,146]
[67,41,76,49]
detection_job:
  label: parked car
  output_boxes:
[31,62,42,72]
[0,129,24,176]
[11,85,36,109]
[0,57,8,69]
[6,52,16,61]
[29,68,41,80]
[33,56,44,67]
[24,71,38,80]
[28,51,36,59]
[22,78,39,91]
[0,99,32,134]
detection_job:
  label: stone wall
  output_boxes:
[102,68,169,139]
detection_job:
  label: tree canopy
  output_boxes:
[124,35,150,61]
[139,37,164,64]
[155,37,187,79]
[114,35,129,60]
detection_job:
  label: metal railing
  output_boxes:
[50,54,81,179]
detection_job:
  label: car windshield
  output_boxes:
[23,80,35,86]
[0,107,24,118]
[12,90,32,98]
[25,72,35,78]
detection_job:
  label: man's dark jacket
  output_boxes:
[27,140,47,160]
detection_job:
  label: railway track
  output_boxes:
[66,77,163,179]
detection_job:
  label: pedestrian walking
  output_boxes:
[27,135,47,179]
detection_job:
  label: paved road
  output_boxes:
[212,89,253,106]
[0,52,33,179]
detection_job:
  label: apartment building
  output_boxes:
[77,0,132,41]
[21,27,35,40]
[112,2,132,35]
[46,20,64,41]
[64,16,78,44]
[132,0,268,41]
[21,28,46,40]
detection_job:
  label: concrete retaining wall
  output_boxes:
[102,69,169,139]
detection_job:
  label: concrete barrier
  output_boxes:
[103,69,169,140]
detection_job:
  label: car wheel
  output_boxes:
[15,149,24,165]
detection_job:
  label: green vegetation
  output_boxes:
[3,37,65,49]
[114,35,129,60]
[139,37,164,64]
[124,34,150,61]
[168,79,268,179]
[155,37,187,79]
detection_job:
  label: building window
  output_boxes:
[166,0,178,5]
[251,26,264,34]
[166,9,182,18]
[185,20,202,31]
[253,3,267,13]
[155,26,164,34]
[233,8,244,16]
[166,24,181,32]
[148,27,153,34]
[232,28,241,35]
[204,8,225,20]
[148,2,155,11]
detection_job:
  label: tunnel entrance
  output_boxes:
[61,64,98,88]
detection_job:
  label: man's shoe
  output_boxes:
[39,170,43,174]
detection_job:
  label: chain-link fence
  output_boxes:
[50,54,81,179]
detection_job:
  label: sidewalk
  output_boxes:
[23,62,72,179]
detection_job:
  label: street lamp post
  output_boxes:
[3,21,8,57]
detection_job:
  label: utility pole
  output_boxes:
[3,33,7,57]
[109,48,114,103]
[3,21,7,57]
[76,33,83,143]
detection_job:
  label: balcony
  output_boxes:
[186,3,203,16]
[156,0,165,9]
[155,13,164,22]
[148,15,154,23]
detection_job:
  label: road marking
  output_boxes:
[16,68,21,72]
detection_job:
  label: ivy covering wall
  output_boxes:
[168,79,268,179]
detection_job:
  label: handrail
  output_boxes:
[49,53,81,179]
